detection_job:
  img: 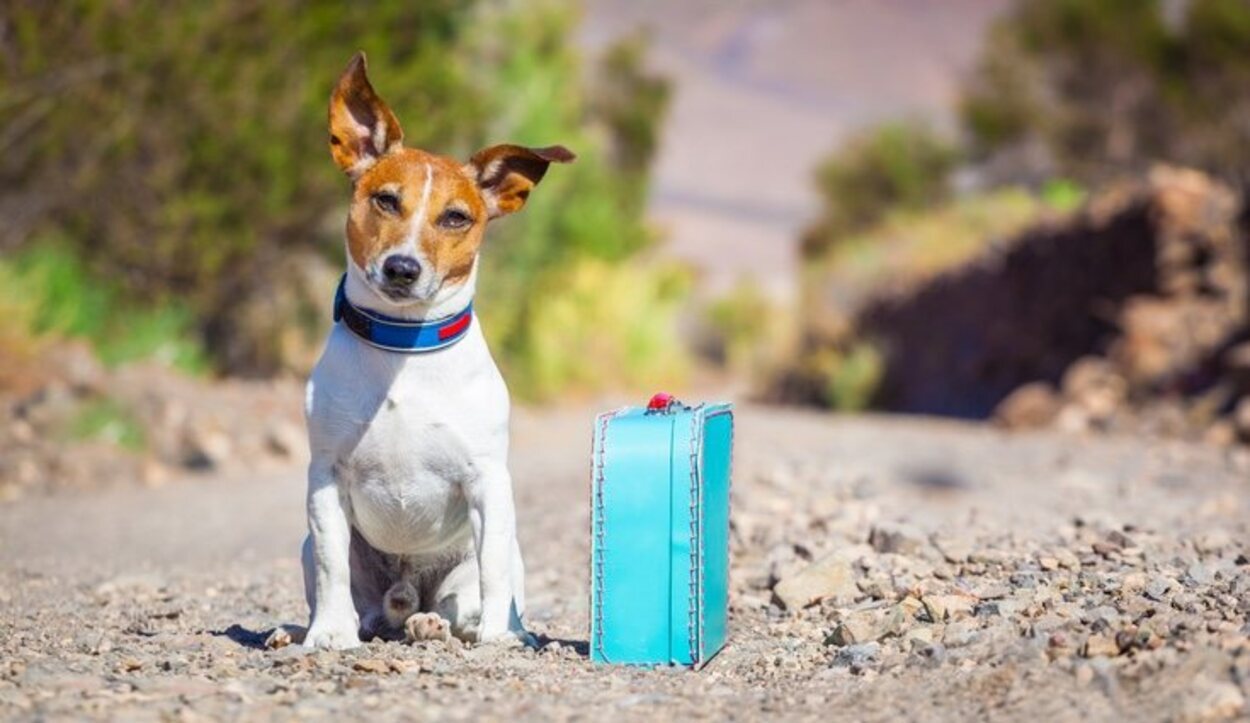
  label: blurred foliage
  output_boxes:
[0,0,679,396]
[464,3,681,399]
[0,241,208,374]
[962,0,1250,186]
[820,343,883,412]
[807,187,1080,293]
[64,397,146,451]
[505,260,690,399]
[802,121,958,259]
[700,279,794,382]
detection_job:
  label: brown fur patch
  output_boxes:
[346,149,487,288]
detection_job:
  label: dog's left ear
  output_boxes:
[329,51,404,180]
[468,144,576,218]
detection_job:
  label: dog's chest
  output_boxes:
[345,401,476,555]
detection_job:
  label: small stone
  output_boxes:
[773,556,858,610]
[868,522,926,555]
[120,658,142,672]
[902,627,934,650]
[1081,633,1120,658]
[1038,556,1060,571]
[1233,398,1250,444]
[922,594,975,623]
[352,659,391,675]
[1145,577,1175,602]
[265,421,304,458]
[832,643,880,672]
[1184,563,1215,588]
[931,535,975,564]
[1055,549,1081,570]
[828,616,877,647]
[994,382,1061,429]
[1075,664,1095,686]
[942,621,978,648]
[1119,572,1148,596]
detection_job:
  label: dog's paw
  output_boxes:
[303,618,361,651]
[404,612,451,644]
[264,625,307,650]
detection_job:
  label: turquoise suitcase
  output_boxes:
[590,394,734,667]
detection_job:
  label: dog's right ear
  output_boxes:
[328,52,404,180]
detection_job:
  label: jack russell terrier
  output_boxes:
[300,52,573,650]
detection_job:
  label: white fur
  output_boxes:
[302,219,529,649]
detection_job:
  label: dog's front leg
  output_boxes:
[303,461,361,650]
[468,462,531,645]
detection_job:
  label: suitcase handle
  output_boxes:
[645,392,690,414]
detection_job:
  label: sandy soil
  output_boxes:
[1,403,1248,721]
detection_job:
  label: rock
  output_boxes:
[352,659,391,675]
[868,522,926,555]
[1185,563,1215,588]
[265,421,304,458]
[931,535,975,564]
[772,556,858,610]
[182,424,233,469]
[827,606,906,646]
[1145,576,1176,602]
[901,627,934,653]
[942,621,978,648]
[1081,633,1120,658]
[1061,357,1127,423]
[922,594,975,623]
[1233,398,1250,444]
[994,382,1062,429]
[828,614,878,647]
[831,643,880,672]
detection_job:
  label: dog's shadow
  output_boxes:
[209,623,306,651]
[210,623,589,657]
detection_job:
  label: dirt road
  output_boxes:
[2,404,1248,721]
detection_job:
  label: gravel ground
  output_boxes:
[2,404,1249,721]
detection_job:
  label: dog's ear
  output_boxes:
[467,144,576,218]
[328,52,404,179]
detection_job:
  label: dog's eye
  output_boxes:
[437,209,473,229]
[371,191,401,215]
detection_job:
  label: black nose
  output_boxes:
[382,255,421,286]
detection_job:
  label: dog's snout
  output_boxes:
[382,255,421,286]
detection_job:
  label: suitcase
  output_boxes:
[590,393,734,667]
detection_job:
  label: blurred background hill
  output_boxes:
[3,0,1250,499]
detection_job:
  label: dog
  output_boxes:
[300,51,573,650]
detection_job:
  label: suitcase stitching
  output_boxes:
[591,408,624,662]
[687,406,704,664]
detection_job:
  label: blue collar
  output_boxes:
[333,275,474,353]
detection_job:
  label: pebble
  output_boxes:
[1081,633,1120,658]
[922,594,975,623]
[1145,577,1175,602]
[772,556,859,610]
[832,643,880,673]
[942,621,978,648]
[352,659,392,675]
[868,523,926,555]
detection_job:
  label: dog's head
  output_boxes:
[328,52,574,306]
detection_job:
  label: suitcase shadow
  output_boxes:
[534,633,589,658]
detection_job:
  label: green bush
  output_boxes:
[962,0,1250,185]
[1,1,678,396]
[802,121,958,258]
[0,240,207,373]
